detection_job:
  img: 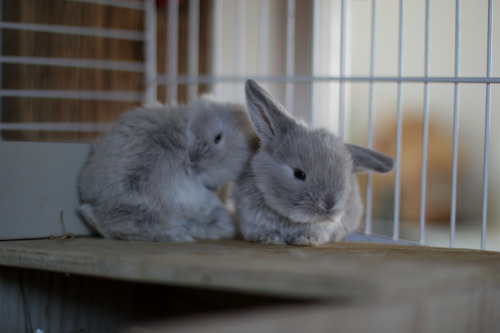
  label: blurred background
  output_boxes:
[1,0,498,249]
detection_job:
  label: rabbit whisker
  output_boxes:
[336,219,347,243]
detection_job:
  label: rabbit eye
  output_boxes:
[214,133,222,144]
[293,169,306,181]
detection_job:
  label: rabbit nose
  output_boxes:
[323,195,336,212]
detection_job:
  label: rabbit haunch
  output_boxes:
[234,80,394,246]
[78,97,257,242]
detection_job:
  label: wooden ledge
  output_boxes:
[1,237,499,302]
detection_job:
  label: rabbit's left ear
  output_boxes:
[346,144,394,174]
[244,79,296,144]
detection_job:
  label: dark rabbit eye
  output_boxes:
[214,133,222,144]
[293,169,306,181]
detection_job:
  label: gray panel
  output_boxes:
[0,142,93,239]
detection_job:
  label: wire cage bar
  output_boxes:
[392,0,405,241]
[338,0,346,139]
[481,0,494,251]
[144,0,157,105]
[364,0,377,236]
[0,21,145,41]
[187,0,200,102]
[419,0,431,245]
[285,0,295,114]
[450,0,461,248]
[166,0,179,104]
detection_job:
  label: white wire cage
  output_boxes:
[0,0,498,250]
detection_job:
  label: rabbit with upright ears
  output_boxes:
[78,96,257,241]
[234,80,394,246]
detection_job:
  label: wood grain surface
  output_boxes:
[1,237,499,303]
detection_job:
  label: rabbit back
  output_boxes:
[78,106,190,209]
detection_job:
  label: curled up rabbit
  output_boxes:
[234,80,394,246]
[78,97,257,241]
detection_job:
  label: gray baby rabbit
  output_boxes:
[234,80,394,246]
[78,97,257,241]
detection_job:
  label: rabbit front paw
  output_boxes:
[244,230,287,245]
[286,231,331,247]
[188,207,236,240]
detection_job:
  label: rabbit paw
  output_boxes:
[188,207,236,240]
[209,209,236,239]
[286,232,331,247]
[245,231,287,245]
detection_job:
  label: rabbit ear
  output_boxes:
[346,144,394,174]
[245,79,295,143]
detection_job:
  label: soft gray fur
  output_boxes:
[78,97,257,241]
[233,80,394,246]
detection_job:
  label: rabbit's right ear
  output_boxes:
[346,144,394,174]
[245,80,295,143]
